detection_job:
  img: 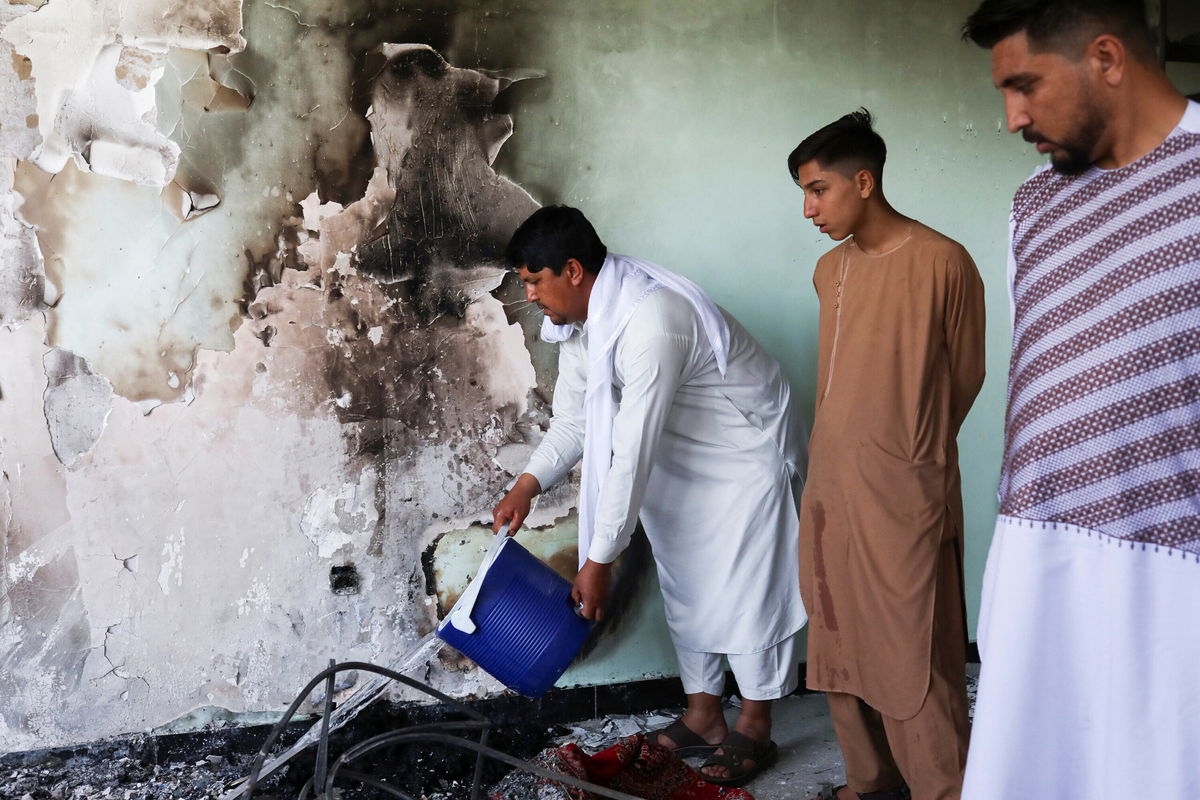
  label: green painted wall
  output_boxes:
[448,0,1198,683]
[1167,61,1200,95]
[472,0,1040,641]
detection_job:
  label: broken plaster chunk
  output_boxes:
[162,178,221,221]
[299,468,380,559]
[0,156,47,323]
[114,45,166,93]
[328,250,355,276]
[0,40,42,160]
[83,139,173,187]
[205,81,252,111]
[42,348,114,467]
[157,529,185,595]
[179,53,253,112]
[133,397,163,416]
[10,33,181,184]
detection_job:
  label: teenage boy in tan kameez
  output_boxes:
[789,109,986,800]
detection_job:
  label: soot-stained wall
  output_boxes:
[0,0,673,751]
[3,0,1122,752]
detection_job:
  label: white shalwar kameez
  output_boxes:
[523,257,807,695]
[962,103,1200,799]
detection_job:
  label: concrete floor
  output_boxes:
[0,667,978,800]
[558,664,980,800]
[733,690,845,799]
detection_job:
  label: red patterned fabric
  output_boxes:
[496,733,755,800]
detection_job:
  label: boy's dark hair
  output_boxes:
[786,108,887,184]
[504,206,607,275]
[962,0,1155,61]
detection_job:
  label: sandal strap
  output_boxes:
[719,730,762,756]
[820,783,910,800]
[653,718,713,750]
[857,786,911,800]
[702,730,773,767]
[701,731,779,787]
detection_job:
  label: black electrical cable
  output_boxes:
[315,720,490,799]
[236,659,645,800]
[242,661,489,796]
[298,768,421,800]
[313,658,335,793]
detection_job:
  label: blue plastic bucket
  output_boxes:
[437,532,592,698]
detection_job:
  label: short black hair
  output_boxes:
[962,0,1155,61]
[786,108,886,184]
[504,205,607,275]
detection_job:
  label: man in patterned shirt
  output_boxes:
[962,1,1199,797]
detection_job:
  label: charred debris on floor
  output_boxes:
[0,660,693,800]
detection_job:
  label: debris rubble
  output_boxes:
[0,742,264,800]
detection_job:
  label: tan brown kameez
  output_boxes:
[799,222,986,718]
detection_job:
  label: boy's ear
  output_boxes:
[855,168,876,199]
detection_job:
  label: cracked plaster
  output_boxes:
[41,349,115,467]
[0,0,614,753]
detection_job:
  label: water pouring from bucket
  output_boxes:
[436,525,593,698]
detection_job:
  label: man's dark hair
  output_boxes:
[504,205,607,275]
[962,0,1155,61]
[786,108,887,184]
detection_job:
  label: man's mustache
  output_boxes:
[1022,129,1046,145]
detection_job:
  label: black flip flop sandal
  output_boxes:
[649,718,720,758]
[699,730,779,787]
[816,784,912,799]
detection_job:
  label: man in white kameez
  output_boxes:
[492,206,807,786]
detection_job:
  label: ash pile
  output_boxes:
[0,653,695,800]
[1,739,259,800]
[0,710,558,800]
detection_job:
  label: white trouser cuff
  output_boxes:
[675,630,800,701]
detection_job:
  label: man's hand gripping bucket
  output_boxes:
[436,526,593,698]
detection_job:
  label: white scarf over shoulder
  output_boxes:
[540,253,729,567]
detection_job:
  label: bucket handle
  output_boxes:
[447,526,511,635]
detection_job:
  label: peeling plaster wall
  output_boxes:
[1,0,682,751]
[1,0,1145,752]
[0,0,568,751]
